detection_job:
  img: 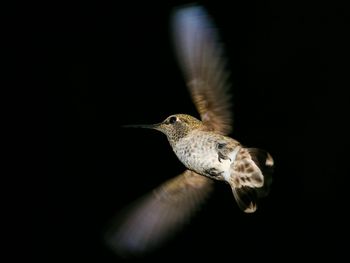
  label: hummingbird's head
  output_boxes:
[156,114,203,143]
[125,114,203,145]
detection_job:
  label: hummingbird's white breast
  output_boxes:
[173,130,240,181]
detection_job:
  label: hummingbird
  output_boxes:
[106,5,274,256]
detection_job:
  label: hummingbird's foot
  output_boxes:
[205,167,223,178]
[217,142,235,162]
[218,152,230,162]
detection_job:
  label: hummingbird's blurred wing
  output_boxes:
[172,6,232,135]
[105,170,213,256]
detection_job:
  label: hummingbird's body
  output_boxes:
[148,113,272,213]
[173,129,239,182]
[173,128,272,212]
[106,5,274,256]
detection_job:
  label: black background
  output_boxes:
[43,1,349,261]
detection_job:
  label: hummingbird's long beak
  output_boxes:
[122,123,162,131]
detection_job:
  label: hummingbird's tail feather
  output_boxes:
[229,148,274,213]
[247,148,274,197]
[231,186,258,213]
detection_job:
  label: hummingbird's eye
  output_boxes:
[169,116,177,124]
